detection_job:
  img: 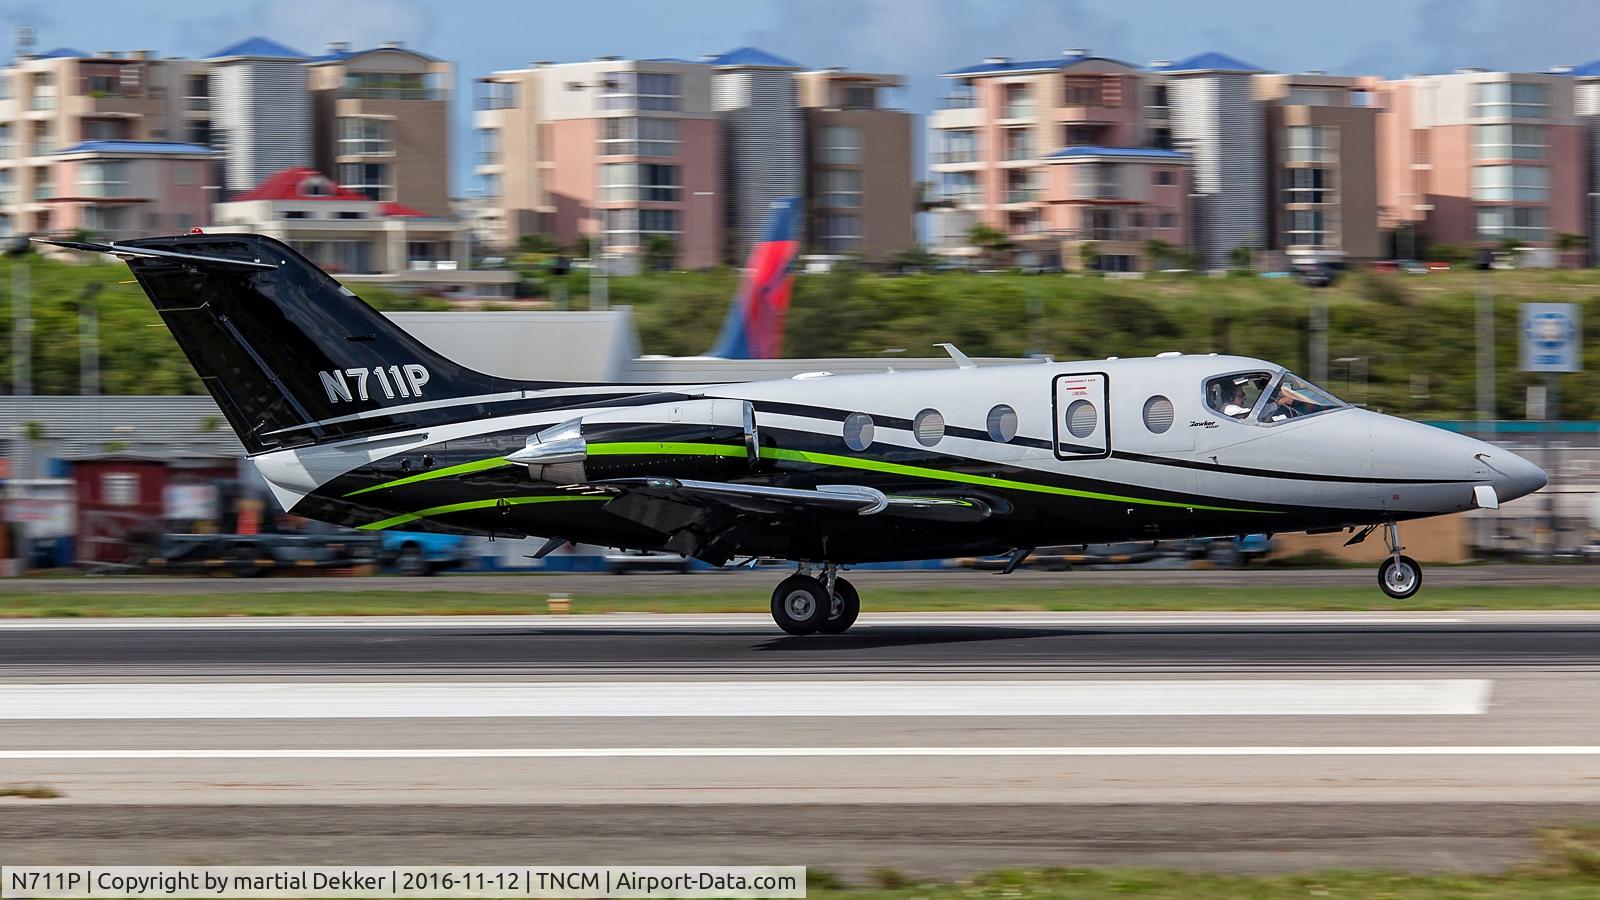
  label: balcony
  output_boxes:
[1005,188,1041,204]
[1003,146,1034,162]
[1071,186,1124,201]
[30,95,55,112]
[32,183,53,201]
[1001,103,1033,120]
[941,191,980,206]
[31,143,53,158]
[1146,105,1170,121]
[337,87,446,102]
[933,150,980,164]
[184,96,210,112]
[938,94,978,109]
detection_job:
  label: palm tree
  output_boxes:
[967,224,1013,267]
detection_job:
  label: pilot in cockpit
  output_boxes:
[1220,384,1252,418]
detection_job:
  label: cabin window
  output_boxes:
[1205,372,1272,420]
[1064,399,1097,439]
[1258,372,1347,423]
[843,413,874,451]
[986,404,1018,442]
[1142,396,1174,433]
[913,409,945,447]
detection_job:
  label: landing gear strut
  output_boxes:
[769,565,860,635]
[1377,520,1422,600]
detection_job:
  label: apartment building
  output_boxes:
[211,167,516,298]
[930,50,1186,269]
[1257,73,1382,263]
[0,46,214,236]
[1151,52,1268,269]
[1569,61,1600,264]
[474,57,723,268]
[309,41,452,216]
[796,67,914,260]
[49,140,216,239]
[1375,69,1584,252]
[710,48,805,259]
[208,37,312,196]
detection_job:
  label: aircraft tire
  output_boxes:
[771,575,830,635]
[1378,555,1422,600]
[818,576,861,634]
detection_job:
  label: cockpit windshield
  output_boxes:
[1257,372,1347,423]
[1205,372,1272,419]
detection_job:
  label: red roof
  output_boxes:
[235,167,368,202]
[379,201,429,217]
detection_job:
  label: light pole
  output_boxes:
[1333,356,1367,408]
[7,234,32,476]
[77,283,103,457]
[1475,260,1495,442]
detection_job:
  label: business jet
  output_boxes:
[44,232,1547,635]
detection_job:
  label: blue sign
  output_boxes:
[1519,303,1582,373]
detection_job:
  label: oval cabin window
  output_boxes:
[913,409,945,447]
[1065,399,1097,439]
[986,404,1018,442]
[843,413,875,451]
[1143,395,1175,434]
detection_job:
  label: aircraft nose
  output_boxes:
[1488,451,1547,503]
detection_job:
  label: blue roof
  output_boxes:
[35,47,87,59]
[56,140,218,156]
[1567,59,1600,76]
[312,45,440,63]
[209,36,306,59]
[1046,145,1188,160]
[1151,51,1264,73]
[944,53,1093,77]
[709,46,801,68]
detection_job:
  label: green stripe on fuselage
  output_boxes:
[344,456,513,497]
[358,495,606,531]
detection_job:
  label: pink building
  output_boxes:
[1043,147,1191,271]
[1374,70,1585,253]
[929,50,1191,269]
[48,140,217,239]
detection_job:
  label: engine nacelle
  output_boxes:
[507,398,758,484]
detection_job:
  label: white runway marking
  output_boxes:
[0,679,1491,719]
[0,745,1588,760]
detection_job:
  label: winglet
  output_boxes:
[935,342,977,369]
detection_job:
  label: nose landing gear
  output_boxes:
[769,564,861,635]
[1377,520,1422,600]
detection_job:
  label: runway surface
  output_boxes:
[17,563,1600,594]
[4,610,1600,875]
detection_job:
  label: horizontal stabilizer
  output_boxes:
[34,237,279,270]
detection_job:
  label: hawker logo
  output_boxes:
[320,365,430,403]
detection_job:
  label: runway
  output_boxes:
[4,611,1600,875]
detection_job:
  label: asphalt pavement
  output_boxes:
[3,610,1600,876]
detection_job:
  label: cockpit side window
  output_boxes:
[1258,372,1348,423]
[1205,372,1272,420]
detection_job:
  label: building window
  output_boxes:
[1286,125,1327,162]
[1472,165,1549,202]
[842,85,876,109]
[1288,209,1327,246]
[479,173,500,198]
[602,71,680,111]
[337,163,392,201]
[476,80,517,110]
[0,124,12,159]
[175,164,193,186]
[600,117,678,156]
[820,125,859,164]
[1284,167,1331,204]
[1158,212,1175,228]
[1473,123,1545,160]
[1477,206,1548,242]
[599,163,680,201]
[1152,169,1174,186]
[937,129,978,164]
[639,163,679,201]
[186,119,212,147]
[1002,83,1031,119]
[818,213,861,252]
[337,211,364,219]
[1286,87,1342,107]
[638,208,678,233]
[941,170,978,204]
[1075,163,1120,200]
[338,117,393,156]
[285,210,308,219]
[475,128,499,166]
[0,171,13,205]
[79,160,129,198]
[101,472,139,506]
[1473,81,1548,119]
[1003,127,1032,161]
[83,119,127,140]
[819,169,861,208]
[185,74,210,110]
[341,71,436,100]
[1061,79,1102,107]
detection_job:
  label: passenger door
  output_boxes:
[1052,372,1109,460]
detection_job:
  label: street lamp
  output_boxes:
[6,234,33,476]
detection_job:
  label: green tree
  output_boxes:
[888,245,938,273]
[1142,239,1175,270]
[643,234,677,272]
[570,236,593,260]
[967,224,1013,267]
[1228,245,1254,270]
[517,233,559,254]
[1078,241,1101,272]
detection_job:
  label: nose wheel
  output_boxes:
[1377,521,1422,600]
[769,566,861,635]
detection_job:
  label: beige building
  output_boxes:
[0,45,212,236]
[1257,73,1383,263]
[474,57,725,268]
[796,68,915,261]
[309,42,452,217]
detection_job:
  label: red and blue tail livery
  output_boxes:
[707,197,801,359]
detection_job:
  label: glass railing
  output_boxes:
[1002,104,1033,119]
[1006,188,1040,203]
[1003,147,1033,161]
[932,150,979,164]
[938,95,978,109]
[184,96,210,111]
[338,88,445,101]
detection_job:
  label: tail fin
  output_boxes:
[706,197,800,359]
[57,233,563,454]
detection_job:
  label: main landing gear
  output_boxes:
[770,564,860,636]
[1377,520,1422,600]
